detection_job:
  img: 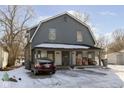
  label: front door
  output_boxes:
[47,51,55,61]
[62,51,70,66]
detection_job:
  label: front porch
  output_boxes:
[32,43,102,67]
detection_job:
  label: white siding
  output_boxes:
[117,53,124,65]
[72,51,76,65]
[55,51,61,65]
[107,53,118,64]
[107,50,124,65]
[107,52,124,65]
[0,47,8,68]
[95,57,99,65]
[0,47,2,68]
[3,52,8,68]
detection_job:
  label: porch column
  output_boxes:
[29,44,32,62]
[31,49,34,63]
[72,51,76,65]
[55,51,62,65]
[70,51,73,66]
[32,49,37,63]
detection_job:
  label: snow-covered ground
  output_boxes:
[108,65,124,87]
[0,65,123,88]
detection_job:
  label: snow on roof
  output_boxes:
[34,43,89,49]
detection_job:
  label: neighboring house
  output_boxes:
[107,50,124,65]
[25,12,101,69]
[0,46,8,69]
[15,56,25,66]
[15,51,25,66]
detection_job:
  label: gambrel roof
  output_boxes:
[29,12,96,44]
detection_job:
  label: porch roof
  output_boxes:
[34,43,90,49]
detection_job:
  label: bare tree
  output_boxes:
[96,35,110,59]
[108,29,124,52]
[96,35,109,49]
[112,29,124,41]
[0,6,34,67]
[69,11,90,23]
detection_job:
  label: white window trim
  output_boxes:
[48,28,56,40]
[77,31,83,42]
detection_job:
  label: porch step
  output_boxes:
[56,65,101,70]
[56,66,70,70]
[74,65,101,69]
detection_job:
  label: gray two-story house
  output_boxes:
[25,12,101,68]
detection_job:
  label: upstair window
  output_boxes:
[49,28,56,40]
[77,31,83,42]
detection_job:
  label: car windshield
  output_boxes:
[36,59,52,63]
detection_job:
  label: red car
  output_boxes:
[31,58,56,75]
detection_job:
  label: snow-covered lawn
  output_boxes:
[0,66,123,88]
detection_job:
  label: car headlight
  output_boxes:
[35,63,40,67]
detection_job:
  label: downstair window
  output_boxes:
[37,50,41,58]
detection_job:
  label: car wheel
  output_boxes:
[31,69,33,72]
[33,70,38,75]
[52,71,56,74]
[49,71,52,75]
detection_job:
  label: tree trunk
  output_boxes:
[98,51,102,66]
[7,54,16,67]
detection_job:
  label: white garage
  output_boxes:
[107,50,124,65]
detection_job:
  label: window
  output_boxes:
[37,50,41,58]
[49,28,56,40]
[34,51,37,59]
[88,52,94,59]
[64,16,67,22]
[77,31,83,42]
